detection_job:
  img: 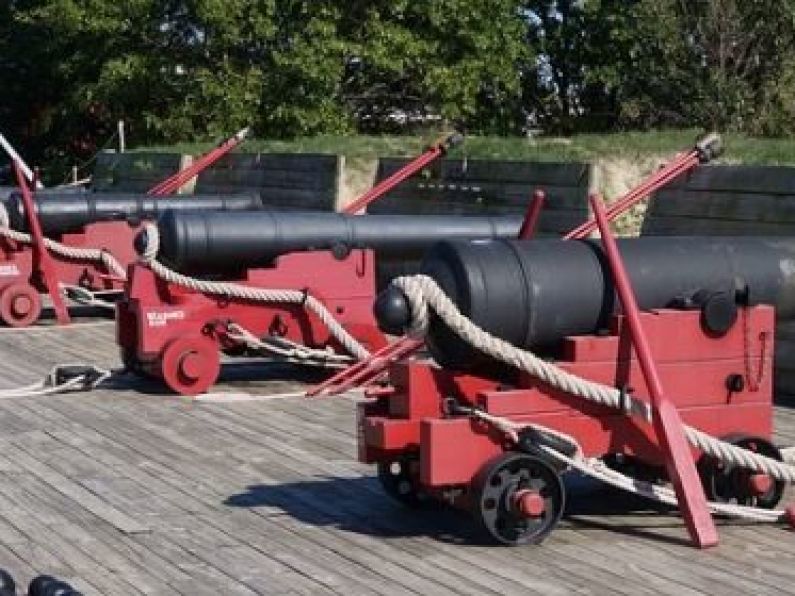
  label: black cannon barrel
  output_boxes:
[152,210,522,273]
[375,237,795,370]
[3,192,263,234]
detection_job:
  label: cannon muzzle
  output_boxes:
[3,192,263,234]
[151,211,522,274]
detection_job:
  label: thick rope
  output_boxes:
[467,408,783,523]
[225,322,353,369]
[393,274,795,484]
[0,204,127,279]
[61,285,120,311]
[138,223,371,361]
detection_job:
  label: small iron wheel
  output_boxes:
[0,283,42,328]
[377,455,431,508]
[697,434,785,509]
[474,452,565,546]
[159,336,221,396]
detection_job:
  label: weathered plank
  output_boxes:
[93,152,190,193]
[369,158,592,235]
[664,165,795,195]
[0,323,794,595]
[196,153,340,211]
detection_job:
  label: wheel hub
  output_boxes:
[513,489,546,518]
[179,351,205,381]
[475,452,565,545]
[10,294,31,317]
[749,473,774,497]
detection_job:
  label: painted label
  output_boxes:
[145,310,186,327]
[0,264,20,277]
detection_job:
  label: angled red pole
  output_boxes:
[565,133,722,240]
[147,127,250,196]
[343,132,464,215]
[13,162,71,325]
[590,193,718,548]
[518,190,546,239]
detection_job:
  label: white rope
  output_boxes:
[466,408,784,524]
[0,364,113,399]
[138,222,371,361]
[0,204,127,279]
[393,274,795,484]
[225,323,353,369]
[61,285,120,311]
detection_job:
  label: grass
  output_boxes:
[137,129,795,165]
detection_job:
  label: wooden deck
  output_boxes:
[0,322,794,595]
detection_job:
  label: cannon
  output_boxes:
[2,192,261,234]
[361,233,794,545]
[0,192,262,327]
[117,211,523,395]
[378,236,795,368]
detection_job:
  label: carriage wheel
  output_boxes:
[159,336,220,396]
[697,434,784,509]
[0,283,42,327]
[473,452,565,545]
[377,455,431,508]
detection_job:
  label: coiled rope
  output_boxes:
[138,222,371,361]
[0,204,127,279]
[393,274,795,484]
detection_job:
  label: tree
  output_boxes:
[336,1,530,134]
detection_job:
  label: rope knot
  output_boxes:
[139,222,160,263]
[393,275,431,338]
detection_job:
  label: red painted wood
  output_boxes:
[518,190,546,239]
[590,193,718,548]
[13,162,71,325]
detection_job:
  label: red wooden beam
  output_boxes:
[343,132,463,215]
[589,193,718,548]
[566,133,721,240]
[13,162,71,325]
[518,190,546,239]
[147,127,250,196]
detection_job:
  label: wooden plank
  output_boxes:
[776,339,795,367]
[378,158,591,186]
[0,443,150,535]
[642,216,795,236]
[777,321,795,338]
[665,165,795,195]
[197,169,334,190]
[370,184,587,209]
[212,153,338,172]
[2,324,795,593]
[373,159,590,223]
[257,187,335,209]
[650,190,795,223]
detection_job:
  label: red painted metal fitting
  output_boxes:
[513,489,545,518]
[786,504,795,529]
[749,473,774,497]
[179,352,205,381]
[10,294,32,318]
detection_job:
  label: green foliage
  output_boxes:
[2,0,795,182]
[140,129,795,166]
